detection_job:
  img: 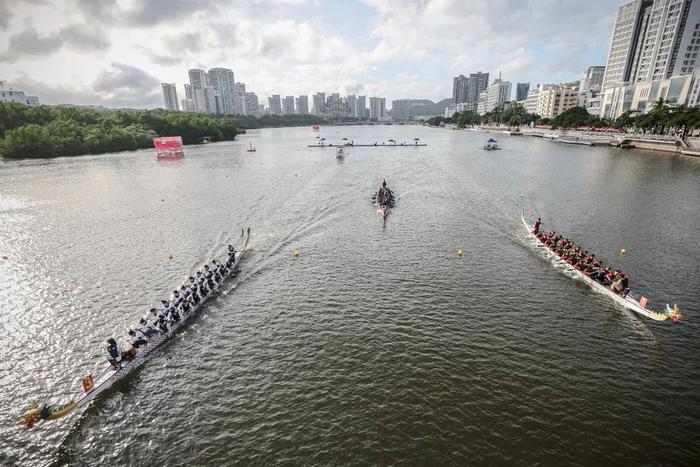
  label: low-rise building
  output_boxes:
[600,73,697,120]
[476,90,488,115]
[535,84,579,118]
[524,87,540,114]
[0,89,40,106]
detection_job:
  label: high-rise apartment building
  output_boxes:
[268,95,282,115]
[579,66,606,113]
[207,68,235,114]
[452,72,489,110]
[282,96,295,114]
[453,75,469,103]
[516,82,530,102]
[161,83,179,111]
[633,0,700,81]
[244,92,259,116]
[312,92,326,115]
[296,95,309,114]
[600,0,700,118]
[181,84,195,112]
[188,69,208,112]
[346,95,357,117]
[233,82,246,115]
[369,97,386,120]
[603,0,700,89]
[467,72,490,110]
[357,95,367,118]
[581,66,606,91]
[203,87,220,114]
[481,77,512,114]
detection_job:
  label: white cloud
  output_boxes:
[2,0,619,107]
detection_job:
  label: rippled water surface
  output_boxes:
[1,126,699,466]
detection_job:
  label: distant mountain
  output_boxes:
[390,98,452,118]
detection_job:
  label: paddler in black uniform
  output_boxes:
[106,338,122,368]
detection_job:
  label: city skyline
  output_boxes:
[0,0,621,108]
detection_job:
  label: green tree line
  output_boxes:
[427,100,700,137]
[425,103,540,128]
[0,103,328,159]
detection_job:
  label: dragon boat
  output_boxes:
[522,212,682,322]
[21,228,251,428]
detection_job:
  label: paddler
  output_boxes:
[128,330,148,348]
[106,338,122,368]
[139,318,159,338]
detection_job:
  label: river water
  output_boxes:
[1,125,699,466]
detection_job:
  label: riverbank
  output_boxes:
[0,103,327,159]
[460,124,700,156]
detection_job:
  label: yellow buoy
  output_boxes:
[620,248,627,256]
[168,254,174,260]
[457,249,464,257]
[292,249,301,257]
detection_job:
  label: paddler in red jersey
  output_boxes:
[533,217,541,235]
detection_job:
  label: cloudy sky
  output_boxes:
[1,0,619,108]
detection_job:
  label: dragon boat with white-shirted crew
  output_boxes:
[522,212,682,323]
[20,228,251,428]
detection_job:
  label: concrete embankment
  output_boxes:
[469,125,700,156]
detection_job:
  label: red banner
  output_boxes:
[153,136,184,157]
[312,125,320,132]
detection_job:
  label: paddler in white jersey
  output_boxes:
[139,318,159,338]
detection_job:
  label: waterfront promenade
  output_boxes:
[469,125,700,156]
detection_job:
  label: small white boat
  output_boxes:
[482,138,500,150]
[521,212,681,322]
[21,229,251,428]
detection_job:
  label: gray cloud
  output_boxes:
[0,0,48,30]
[139,47,185,66]
[74,0,117,20]
[8,72,162,108]
[0,25,110,62]
[119,0,219,26]
[169,32,205,54]
[93,62,160,95]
